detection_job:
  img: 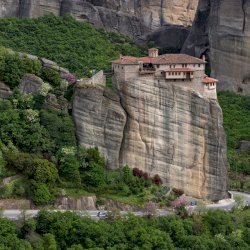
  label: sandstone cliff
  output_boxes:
[182,0,250,95]
[73,79,228,201]
[0,0,198,39]
[73,85,127,169]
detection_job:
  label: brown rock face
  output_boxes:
[73,78,228,200]
[182,0,250,95]
[0,0,198,39]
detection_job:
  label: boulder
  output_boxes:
[0,81,12,99]
[44,93,69,111]
[237,140,250,152]
[18,74,43,94]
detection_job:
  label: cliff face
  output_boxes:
[0,0,198,39]
[182,0,250,95]
[73,85,127,169]
[73,79,228,201]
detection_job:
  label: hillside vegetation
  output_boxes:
[0,15,143,77]
[1,208,250,249]
[0,15,249,199]
[218,92,250,191]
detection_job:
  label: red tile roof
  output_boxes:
[112,56,138,65]
[112,54,205,65]
[202,76,218,84]
[164,68,194,72]
[152,54,205,64]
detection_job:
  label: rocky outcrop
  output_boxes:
[73,85,127,169]
[182,0,250,95]
[56,196,97,210]
[237,140,250,152]
[0,0,198,39]
[73,76,228,200]
[18,74,44,94]
[0,81,12,99]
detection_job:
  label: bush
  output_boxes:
[41,68,61,87]
[30,181,53,205]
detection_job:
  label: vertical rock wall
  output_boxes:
[182,0,250,95]
[116,77,228,201]
[73,85,127,169]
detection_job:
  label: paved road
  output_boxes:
[1,191,249,220]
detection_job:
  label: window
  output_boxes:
[182,64,184,68]
[198,64,200,67]
[157,65,159,68]
[122,67,123,69]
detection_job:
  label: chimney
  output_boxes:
[148,48,159,58]
[202,54,206,62]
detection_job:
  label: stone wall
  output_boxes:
[77,70,106,87]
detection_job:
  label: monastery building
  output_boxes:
[112,48,218,99]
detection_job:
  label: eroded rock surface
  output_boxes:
[18,74,43,94]
[182,0,250,95]
[0,81,12,99]
[73,85,127,169]
[0,0,198,39]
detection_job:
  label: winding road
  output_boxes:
[1,191,249,220]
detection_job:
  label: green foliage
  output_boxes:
[43,233,57,250]
[41,68,61,87]
[0,108,52,153]
[30,181,53,205]
[0,50,42,89]
[218,91,250,189]
[1,207,250,249]
[40,109,76,153]
[33,159,58,184]
[0,15,143,77]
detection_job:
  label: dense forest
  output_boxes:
[1,208,250,249]
[0,15,143,77]
[0,15,249,205]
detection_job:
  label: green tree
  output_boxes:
[33,159,58,184]
[43,233,57,250]
[30,181,53,205]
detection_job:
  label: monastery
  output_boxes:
[112,48,218,99]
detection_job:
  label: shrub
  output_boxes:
[41,68,61,87]
[152,174,163,186]
[30,181,53,205]
[172,188,184,196]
